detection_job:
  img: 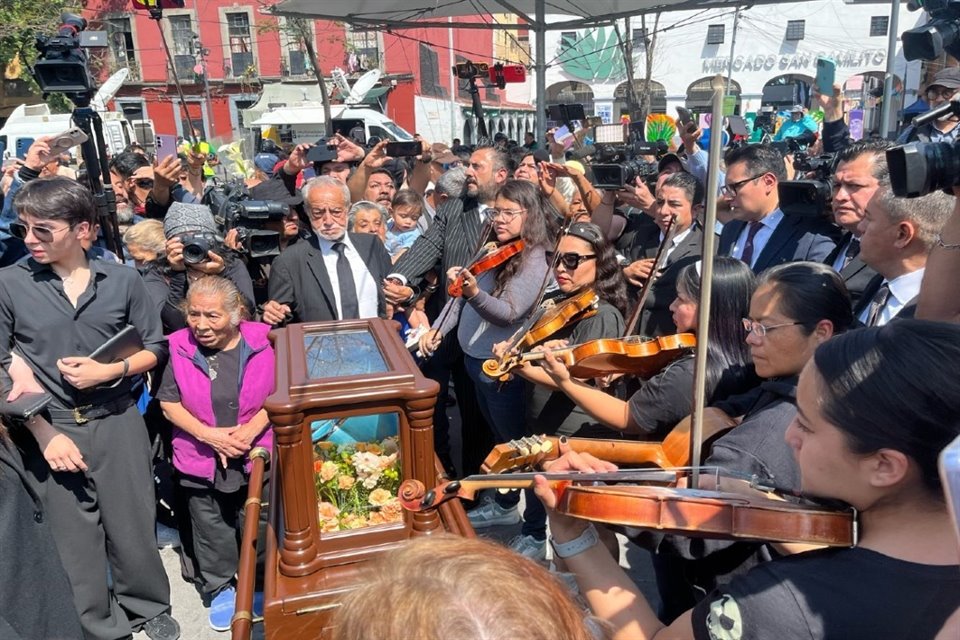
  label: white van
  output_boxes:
[250,103,414,146]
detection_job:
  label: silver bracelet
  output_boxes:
[550,522,598,559]
[936,233,960,250]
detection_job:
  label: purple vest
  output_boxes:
[167,321,274,481]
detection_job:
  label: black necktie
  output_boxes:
[842,237,861,270]
[866,282,890,327]
[740,221,763,266]
[332,242,360,320]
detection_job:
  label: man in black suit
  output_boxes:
[853,185,953,326]
[822,139,891,309]
[718,144,838,272]
[620,172,708,337]
[263,176,391,324]
[381,146,509,477]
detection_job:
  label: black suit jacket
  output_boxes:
[719,211,840,273]
[624,224,707,337]
[267,231,392,322]
[823,232,877,310]
[852,273,919,326]
[393,195,485,306]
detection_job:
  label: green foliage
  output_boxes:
[557,27,634,83]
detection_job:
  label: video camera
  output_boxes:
[32,13,107,99]
[903,0,960,61]
[582,121,667,189]
[886,140,960,197]
[779,150,836,217]
[204,181,289,260]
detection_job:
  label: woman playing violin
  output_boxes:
[489,221,627,559]
[537,256,757,439]
[653,261,853,620]
[419,180,553,533]
[535,319,960,640]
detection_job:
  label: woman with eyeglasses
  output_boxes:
[651,260,854,621]
[537,256,757,441]
[419,179,554,536]
[535,319,960,640]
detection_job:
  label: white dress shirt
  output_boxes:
[660,226,693,262]
[317,234,379,320]
[732,208,784,268]
[857,268,925,327]
[831,235,858,273]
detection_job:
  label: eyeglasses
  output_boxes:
[308,208,345,220]
[134,179,155,189]
[741,318,803,337]
[552,252,597,270]
[491,207,527,221]
[441,162,462,171]
[10,220,73,243]
[721,174,766,197]
[926,87,954,101]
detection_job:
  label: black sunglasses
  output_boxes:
[551,252,597,270]
[10,221,72,243]
[135,178,155,189]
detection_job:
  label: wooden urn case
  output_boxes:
[261,319,472,638]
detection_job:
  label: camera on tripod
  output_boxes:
[32,14,107,98]
[205,182,290,260]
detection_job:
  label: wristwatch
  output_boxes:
[550,522,598,559]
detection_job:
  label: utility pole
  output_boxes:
[192,0,213,137]
[615,18,642,122]
[725,7,741,98]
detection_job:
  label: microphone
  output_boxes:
[913,100,960,126]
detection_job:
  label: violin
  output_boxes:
[516,289,599,350]
[448,239,525,297]
[623,214,679,337]
[483,332,696,379]
[556,484,857,547]
[480,408,738,473]
[398,473,857,548]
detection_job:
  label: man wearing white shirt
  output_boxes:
[718,144,838,272]
[855,185,953,326]
[263,176,391,324]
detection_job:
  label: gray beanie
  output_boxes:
[163,202,219,239]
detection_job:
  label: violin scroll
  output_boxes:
[397,478,463,512]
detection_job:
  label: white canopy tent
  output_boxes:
[269,0,811,141]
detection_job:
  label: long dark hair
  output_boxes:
[813,320,960,497]
[489,180,553,295]
[563,222,628,317]
[677,256,758,401]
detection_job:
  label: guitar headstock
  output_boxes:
[481,435,558,474]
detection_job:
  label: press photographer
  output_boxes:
[162,202,256,332]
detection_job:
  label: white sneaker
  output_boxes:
[156,522,181,549]
[508,534,547,561]
[466,498,520,529]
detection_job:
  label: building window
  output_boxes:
[168,15,195,80]
[785,20,805,41]
[870,16,889,37]
[227,12,254,77]
[106,17,138,78]
[419,43,446,98]
[345,27,381,74]
[560,31,577,51]
[234,98,256,130]
[706,24,725,45]
[632,28,649,50]
[287,48,307,76]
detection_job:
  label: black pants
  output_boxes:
[182,473,270,597]
[420,331,493,478]
[21,405,171,640]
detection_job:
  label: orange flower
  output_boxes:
[319,461,339,482]
[313,459,323,474]
[338,475,355,490]
[368,488,393,507]
[317,501,341,520]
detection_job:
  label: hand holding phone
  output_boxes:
[385,141,422,157]
[816,57,837,97]
[48,128,88,156]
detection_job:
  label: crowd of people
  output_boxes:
[1,64,960,640]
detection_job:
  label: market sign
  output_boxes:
[702,49,886,74]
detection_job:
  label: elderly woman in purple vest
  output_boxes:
[157,276,274,631]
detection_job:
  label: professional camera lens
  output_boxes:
[182,238,211,265]
[887,141,960,198]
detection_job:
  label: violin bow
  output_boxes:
[421,205,499,360]
[622,213,679,338]
[689,77,726,489]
